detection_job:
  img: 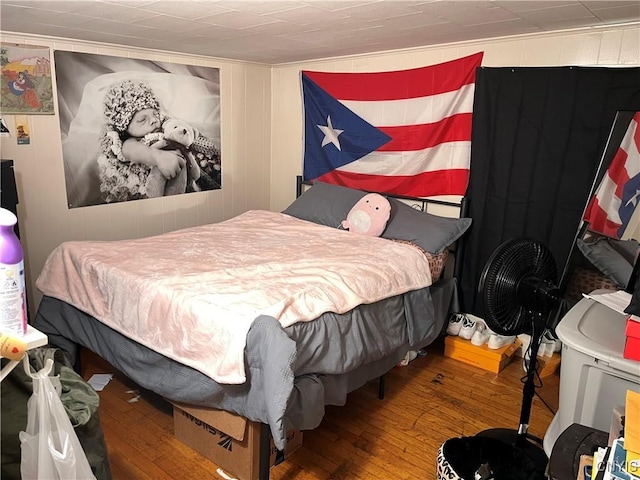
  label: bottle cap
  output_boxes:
[0,208,17,227]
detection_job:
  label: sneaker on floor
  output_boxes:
[446,313,466,336]
[540,338,556,357]
[397,350,418,367]
[487,333,516,350]
[553,339,562,353]
[523,353,530,373]
[459,315,482,340]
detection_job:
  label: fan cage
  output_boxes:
[479,238,558,336]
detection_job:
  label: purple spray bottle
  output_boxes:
[0,207,27,336]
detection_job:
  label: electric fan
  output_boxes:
[476,238,563,471]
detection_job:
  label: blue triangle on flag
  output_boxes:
[618,173,640,237]
[302,74,391,181]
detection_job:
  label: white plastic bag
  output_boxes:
[19,358,96,480]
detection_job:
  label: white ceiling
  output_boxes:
[2,1,639,64]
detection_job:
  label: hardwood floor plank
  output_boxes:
[99,411,175,480]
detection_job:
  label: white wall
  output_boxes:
[270,24,640,213]
[0,33,272,316]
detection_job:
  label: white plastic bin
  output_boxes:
[543,295,640,457]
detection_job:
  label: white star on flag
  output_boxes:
[626,188,640,208]
[317,115,344,151]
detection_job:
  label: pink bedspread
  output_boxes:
[36,211,433,384]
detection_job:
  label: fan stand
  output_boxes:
[476,311,549,472]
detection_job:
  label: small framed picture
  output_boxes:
[0,43,54,115]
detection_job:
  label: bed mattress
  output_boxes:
[35,210,435,384]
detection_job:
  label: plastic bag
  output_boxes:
[19,357,96,480]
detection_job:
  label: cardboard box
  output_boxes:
[444,335,521,374]
[534,352,561,378]
[173,403,302,480]
[624,317,640,362]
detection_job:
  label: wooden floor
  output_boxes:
[81,336,560,480]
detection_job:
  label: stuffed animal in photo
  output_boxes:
[139,120,200,197]
[161,118,221,191]
[341,193,391,236]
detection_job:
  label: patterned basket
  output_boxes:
[436,435,545,480]
[436,440,464,480]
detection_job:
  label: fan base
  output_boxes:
[476,428,548,475]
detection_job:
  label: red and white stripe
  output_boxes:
[584,113,640,238]
[304,52,483,197]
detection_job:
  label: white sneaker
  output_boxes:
[397,350,418,367]
[471,323,492,346]
[446,313,466,336]
[487,333,516,350]
[459,316,482,340]
[523,352,531,373]
[541,338,555,357]
[553,339,562,353]
[517,332,559,358]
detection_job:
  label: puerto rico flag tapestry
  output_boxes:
[302,52,483,197]
[584,112,640,238]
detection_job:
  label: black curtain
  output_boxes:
[461,66,640,316]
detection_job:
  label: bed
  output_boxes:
[33,178,471,478]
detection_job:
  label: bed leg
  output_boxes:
[378,375,385,399]
[259,423,271,480]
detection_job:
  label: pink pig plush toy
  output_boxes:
[341,193,391,237]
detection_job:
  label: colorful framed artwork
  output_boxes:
[0,43,54,115]
[53,51,221,208]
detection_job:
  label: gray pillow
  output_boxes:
[282,182,366,228]
[382,199,472,254]
[282,181,472,254]
[577,237,634,287]
[609,238,640,265]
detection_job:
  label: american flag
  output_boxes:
[584,112,640,238]
[301,52,483,197]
